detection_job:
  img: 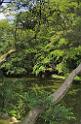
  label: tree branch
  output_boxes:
[0,49,16,65]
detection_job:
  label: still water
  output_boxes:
[0,77,81,124]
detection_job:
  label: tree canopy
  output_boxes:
[0,0,81,76]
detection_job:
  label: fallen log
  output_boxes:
[21,63,81,124]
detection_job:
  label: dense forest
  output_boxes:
[0,0,81,124]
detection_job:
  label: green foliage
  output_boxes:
[41,104,76,124]
[0,77,75,124]
[1,0,81,76]
[0,20,15,53]
[0,0,81,123]
[0,78,27,118]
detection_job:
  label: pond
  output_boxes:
[0,77,81,124]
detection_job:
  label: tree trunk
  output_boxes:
[0,49,16,65]
[21,63,81,124]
